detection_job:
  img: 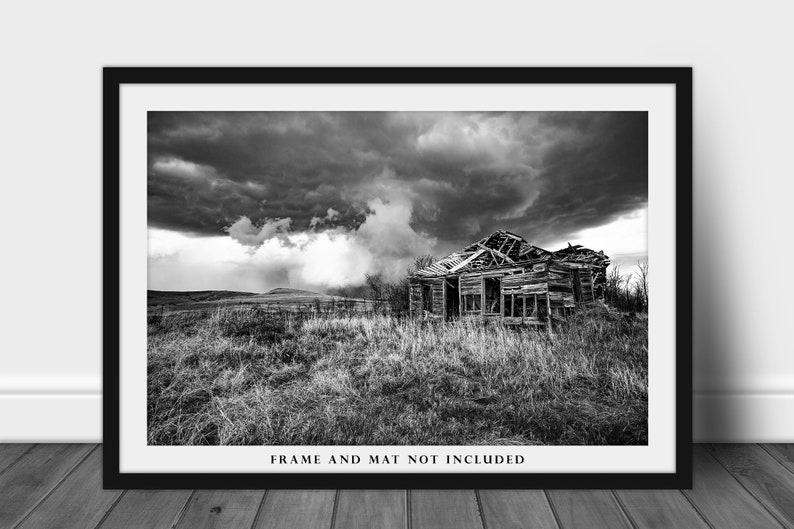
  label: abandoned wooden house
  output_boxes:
[408,230,609,329]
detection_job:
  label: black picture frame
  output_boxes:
[104,67,692,489]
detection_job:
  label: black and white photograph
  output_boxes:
[106,68,688,488]
[146,110,650,447]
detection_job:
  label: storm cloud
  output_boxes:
[147,111,647,292]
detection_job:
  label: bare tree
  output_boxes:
[630,277,644,312]
[605,265,625,306]
[408,254,435,275]
[636,261,648,312]
[364,273,384,300]
[349,255,438,316]
[604,263,650,312]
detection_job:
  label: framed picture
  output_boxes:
[105,67,692,488]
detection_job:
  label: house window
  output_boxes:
[505,294,540,318]
[421,284,433,313]
[463,294,480,312]
[483,277,501,314]
[525,294,538,317]
[462,294,481,313]
[504,294,513,317]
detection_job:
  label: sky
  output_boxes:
[148,111,648,293]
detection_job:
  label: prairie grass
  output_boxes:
[147,306,647,445]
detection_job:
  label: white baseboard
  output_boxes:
[0,375,102,394]
[0,394,102,442]
[1,390,793,443]
[692,392,794,442]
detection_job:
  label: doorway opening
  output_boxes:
[572,269,583,302]
[444,277,460,321]
[483,277,501,314]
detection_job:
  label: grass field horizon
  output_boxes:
[147,289,648,446]
[148,287,382,314]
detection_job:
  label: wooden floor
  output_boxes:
[1,445,793,528]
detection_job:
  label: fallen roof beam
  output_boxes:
[447,248,488,273]
[504,238,517,258]
[477,243,515,264]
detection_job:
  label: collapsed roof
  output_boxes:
[412,230,610,278]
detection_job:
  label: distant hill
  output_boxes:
[148,290,258,306]
[247,288,345,304]
[147,287,371,311]
[265,287,324,297]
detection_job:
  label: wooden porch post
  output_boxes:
[546,290,553,334]
[458,276,463,318]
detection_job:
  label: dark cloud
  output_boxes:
[148,111,647,248]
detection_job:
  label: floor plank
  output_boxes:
[0,443,95,528]
[334,490,406,529]
[175,490,265,529]
[545,490,632,529]
[98,490,194,529]
[683,446,783,529]
[707,444,794,528]
[763,444,794,474]
[615,490,709,529]
[411,490,482,529]
[17,447,122,529]
[0,443,34,474]
[478,490,559,529]
[253,490,336,529]
[2,443,794,529]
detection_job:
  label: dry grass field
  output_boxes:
[147,294,648,446]
[148,287,380,313]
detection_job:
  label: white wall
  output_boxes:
[1,0,792,442]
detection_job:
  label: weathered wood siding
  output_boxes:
[430,278,445,316]
[459,275,482,296]
[547,263,601,307]
[579,267,595,301]
[501,265,548,295]
[409,278,446,318]
[408,279,422,315]
[547,264,575,309]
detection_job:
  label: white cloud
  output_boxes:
[151,157,213,179]
[224,216,292,247]
[148,228,371,293]
[356,197,435,278]
[149,190,436,292]
[288,231,374,287]
[309,207,341,228]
